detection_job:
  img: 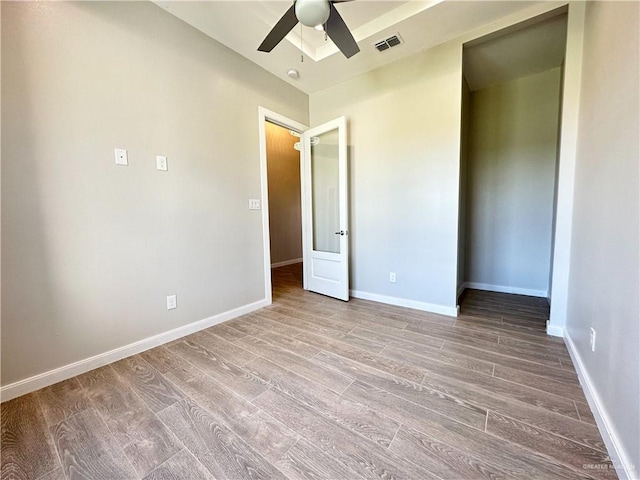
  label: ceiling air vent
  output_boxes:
[374,34,403,52]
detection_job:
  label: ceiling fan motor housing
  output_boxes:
[295,0,331,27]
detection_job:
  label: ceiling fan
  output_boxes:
[258,0,360,59]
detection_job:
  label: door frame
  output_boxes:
[258,106,308,305]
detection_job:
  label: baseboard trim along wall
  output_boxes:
[463,281,548,298]
[350,290,458,318]
[0,298,270,403]
[564,333,636,480]
[271,258,303,268]
[546,322,565,338]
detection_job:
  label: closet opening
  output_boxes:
[264,120,304,293]
[457,8,568,324]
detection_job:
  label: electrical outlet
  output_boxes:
[115,148,128,166]
[156,155,168,171]
[589,327,596,352]
[389,272,396,283]
[167,295,177,310]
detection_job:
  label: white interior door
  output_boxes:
[302,117,349,301]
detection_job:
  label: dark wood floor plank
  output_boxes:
[498,334,573,360]
[141,345,193,374]
[343,380,593,480]
[168,339,269,401]
[50,408,138,479]
[493,363,587,402]
[420,369,606,452]
[253,387,439,480]
[258,330,322,359]
[405,320,501,344]
[207,323,249,343]
[164,366,297,463]
[391,349,580,418]
[441,340,580,384]
[378,341,495,376]
[1,393,61,480]
[35,467,66,480]
[293,330,425,384]
[389,426,510,480]
[486,411,616,478]
[576,402,598,425]
[347,323,445,350]
[111,355,185,412]
[407,323,565,367]
[236,335,353,394]
[260,308,353,339]
[276,438,366,480]
[37,378,91,426]
[313,350,487,430]
[164,365,257,426]
[143,449,215,480]
[244,357,399,448]
[77,365,181,476]
[190,330,258,366]
[157,398,286,480]
[455,316,564,345]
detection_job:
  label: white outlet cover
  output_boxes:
[167,295,177,310]
[156,155,168,171]
[115,148,128,166]
[248,199,261,210]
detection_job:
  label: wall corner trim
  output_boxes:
[546,323,565,337]
[350,290,458,318]
[564,333,637,480]
[0,298,270,403]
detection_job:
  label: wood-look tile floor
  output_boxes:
[1,263,617,479]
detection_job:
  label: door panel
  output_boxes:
[302,117,349,301]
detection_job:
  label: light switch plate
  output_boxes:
[156,155,168,171]
[248,199,261,210]
[115,148,128,166]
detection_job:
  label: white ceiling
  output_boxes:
[154,0,563,94]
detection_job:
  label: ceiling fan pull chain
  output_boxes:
[300,23,304,63]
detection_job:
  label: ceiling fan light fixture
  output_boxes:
[295,0,330,28]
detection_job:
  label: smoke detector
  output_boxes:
[374,33,403,52]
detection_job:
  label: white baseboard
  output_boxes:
[350,290,458,317]
[271,258,303,268]
[546,322,565,337]
[464,281,548,298]
[456,283,466,299]
[564,333,637,480]
[0,298,270,403]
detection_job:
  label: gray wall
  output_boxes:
[1,1,308,386]
[266,122,303,265]
[566,1,639,473]
[310,41,463,313]
[465,68,561,295]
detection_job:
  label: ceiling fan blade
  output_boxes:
[258,4,299,52]
[326,3,360,58]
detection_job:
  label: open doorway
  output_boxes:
[257,107,308,304]
[457,9,568,324]
[265,120,304,294]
